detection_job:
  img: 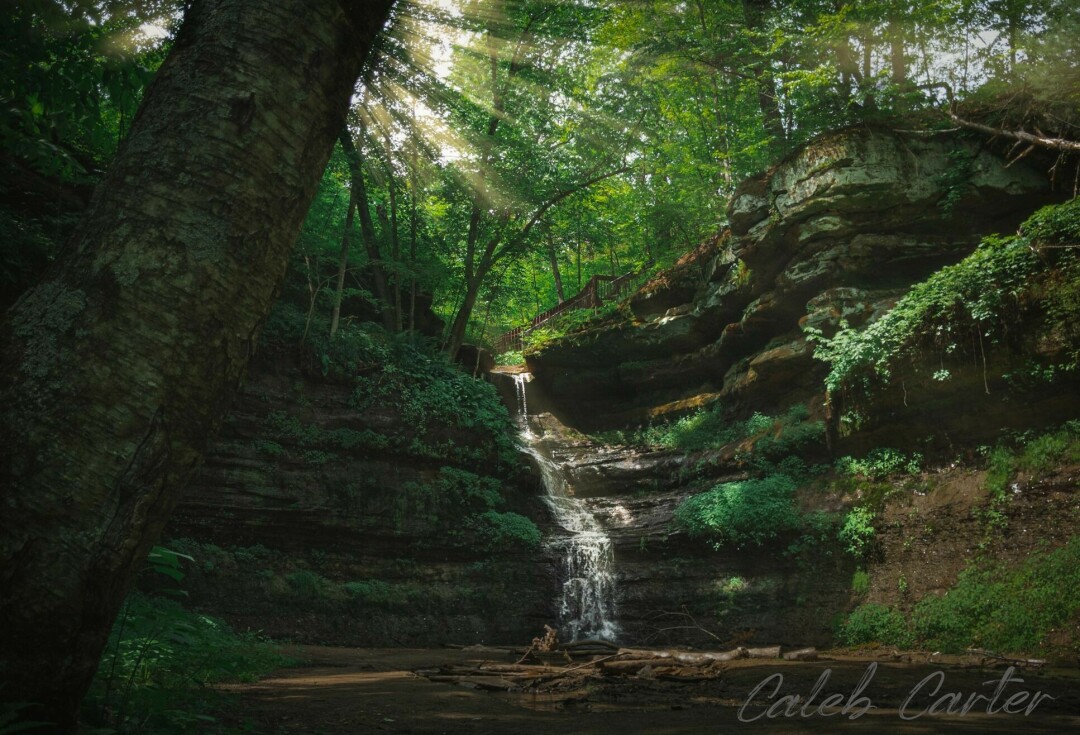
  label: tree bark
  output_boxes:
[329,194,357,339]
[741,0,786,144]
[0,0,394,727]
[888,16,906,86]
[339,128,397,332]
[446,275,485,361]
[547,237,565,303]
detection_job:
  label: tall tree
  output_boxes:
[438,1,630,358]
[339,126,398,333]
[0,0,394,727]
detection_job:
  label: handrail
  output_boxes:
[492,262,653,355]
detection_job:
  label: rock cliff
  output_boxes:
[512,128,1078,653]
[526,128,1064,432]
[162,346,558,646]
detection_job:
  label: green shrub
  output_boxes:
[260,319,519,467]
[84,592,287,733]
[1022,196,1080,244]
[285,570,329,599]
[812,199,1079,400]
[839,603,914,648]
[837,447,921,480]
[674,474,801,548]
[913,537,1080,654]
[839,507,876,556]
[495,350,525,365]
[343,580,393,605]
[470,510,543,551]
[252,439,285,457]
[985,422,1080,499]
[596,403,823,463]
[851,569,870,596]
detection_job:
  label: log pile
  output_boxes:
[418,643,816,692]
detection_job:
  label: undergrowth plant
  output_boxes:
[674,474,802,548]
[262,312,519,468]
[82,548,287,734]
[809,197,1080,424]
[841,537,1080,655]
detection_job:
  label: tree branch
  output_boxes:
[921,82,1080,154]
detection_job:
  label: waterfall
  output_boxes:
[513,372,620,642]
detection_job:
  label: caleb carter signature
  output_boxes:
[737,663,1055,722]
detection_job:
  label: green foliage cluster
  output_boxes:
[495,350,525,366]
[841,537,1080,655]
[395,468,541,551]
[837,448,922,480]
[659,405,841,551]
[811,199,1080,403]
[839,602,915,648]
[986,421,1080,497]
[1,3,172,306]
[675,474,801,549]
[263,409,388,460]
[84,546,286,734]
[521,301,632,353]
[977,422,1080,545]
[260,315,518,467]
[162,538,502,615]
[838,507,877,557]
[596,403,822,456]
[851,569,871,596]
[469,511,543,551]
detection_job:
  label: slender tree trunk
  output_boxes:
[741,0,785,143]
[0,0,394,728]
[408,108,420,334]
[329,193,357,339]
[380,133,404,332]
[547,237,565,302]
[530,257,541,313]
[446,276,484,360]
[388,173,403,331]
[888,16,906,86]
[576,240,583,290]
[408,185,418,334]
[339,129,397,332]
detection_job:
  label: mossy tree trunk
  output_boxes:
[0,0,394,728]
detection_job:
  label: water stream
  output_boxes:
[512,373,620,642]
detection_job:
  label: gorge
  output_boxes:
[4,2,1080,729]
[163,128,1079,659]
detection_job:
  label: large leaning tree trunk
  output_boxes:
[0,0,394,728]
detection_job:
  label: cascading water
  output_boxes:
[512,372,620,641]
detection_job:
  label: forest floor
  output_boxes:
[220,645,1080,734]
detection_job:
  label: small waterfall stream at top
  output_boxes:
[512,372,620,641]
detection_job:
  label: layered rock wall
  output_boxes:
[527,129,1062,431]
[163,349,557,646]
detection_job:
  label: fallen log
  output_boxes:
[600,658,682,673]
[672,649,746,664]
[428,675,520,690]
[782,647,818,661]
[746,646,782,659]
[966,649,1047,668]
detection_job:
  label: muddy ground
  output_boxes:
[221,646,1080,734]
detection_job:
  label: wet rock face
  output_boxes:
[527,129,1060,431]
[521,413,853,647]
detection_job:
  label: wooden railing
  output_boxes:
[493,263,653,355]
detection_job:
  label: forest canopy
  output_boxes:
[5,0,1078,356]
